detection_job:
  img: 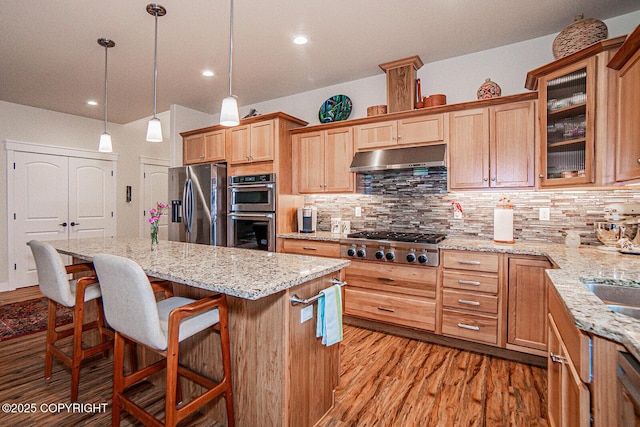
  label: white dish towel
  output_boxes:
[316,284,343,346]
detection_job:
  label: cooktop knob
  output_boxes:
[356,248,366,258]
[375,250,385,260]
[346,247,356,257]
[385,251,395,261]
[418,253,428,264]
[406,253,416,262]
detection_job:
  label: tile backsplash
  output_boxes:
[303,170,640,245]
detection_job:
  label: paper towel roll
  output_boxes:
[494,207,514,243]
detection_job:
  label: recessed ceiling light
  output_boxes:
[293,35,308,45]
[202,70,214,77]
[87,100,98,106]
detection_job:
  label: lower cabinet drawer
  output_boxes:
[282,239,340,257]
[442,309,498,345]
[442,289,498,315]
[344,287,436,332]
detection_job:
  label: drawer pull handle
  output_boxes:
[377,306,395,313]
[550,352,567,364]
[457,323,480,331]
[458,260,481,265]
[377,277,395,282]
[458,280,481,286]
[302,247,317,251]
[458,299,481,306]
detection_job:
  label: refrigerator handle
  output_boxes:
[186,178,194,233]
[182,178,191,233]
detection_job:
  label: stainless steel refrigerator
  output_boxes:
[168,163,227,245]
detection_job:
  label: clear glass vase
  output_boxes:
[150,227,159,251]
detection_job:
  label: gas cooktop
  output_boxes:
[346,231,446,244]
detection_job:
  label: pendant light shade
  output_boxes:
[97,38,115,152]
[146,3,166,142]
[146,118,163,142]
[220,0,239,127]
[220,96,239,126]
[99,133,113,152]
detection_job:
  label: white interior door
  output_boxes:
[12,152,70,286]
[68,157,116,239]
[141,163,169,240]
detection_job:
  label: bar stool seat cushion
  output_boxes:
[157,297,220,347]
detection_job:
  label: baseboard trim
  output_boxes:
[0,283,16,293]
[344,315,547,367]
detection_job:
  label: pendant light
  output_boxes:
[220,0,239,126]
[97,38,115,152]
[146,3,166,142]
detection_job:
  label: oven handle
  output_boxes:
[230,183,275,190]
[229,212,274,219]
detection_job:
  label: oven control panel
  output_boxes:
[340,243,439,267]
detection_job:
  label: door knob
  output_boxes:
[59,222,68,227]
[70,222,80,226]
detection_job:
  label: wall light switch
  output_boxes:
[539,207,550,221]
[454,211,463,219]
[355,206,362,217]
[301,305,313,324]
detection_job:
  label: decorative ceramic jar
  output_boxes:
[477,78,501,100]
[552,14,608,59]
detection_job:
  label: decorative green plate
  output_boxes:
[319,95,352,123]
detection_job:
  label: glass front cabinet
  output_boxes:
[538,57,596,186]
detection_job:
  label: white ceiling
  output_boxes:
[1,0,638,124]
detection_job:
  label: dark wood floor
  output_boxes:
[0,287,547,426]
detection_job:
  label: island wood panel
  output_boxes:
[285,273,342,427]
[172,272,342,427]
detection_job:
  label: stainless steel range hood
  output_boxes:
[349,144,447,172]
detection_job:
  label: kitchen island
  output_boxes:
[49,237,350,427]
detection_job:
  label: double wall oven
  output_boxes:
[227,173,277,252]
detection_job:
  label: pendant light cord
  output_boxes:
[152,12,159,119]
[228,0,233,97]
[103,45,109,134]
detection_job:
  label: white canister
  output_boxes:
[331,217,342,234]
[494,200,514,243]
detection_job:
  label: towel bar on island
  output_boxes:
[290,279,347,305]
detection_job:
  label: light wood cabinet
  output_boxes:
[293,127,354,193]
[448,101,535,189]
[228,120,275,164]
[343,260,438,331]
[183,129,225,165]
[507,256,552,356]
[441,250,503,347]
[354,114,446,151]
[608,25,640,183]
[547,281,591,427]
[281,239,340,258]
[526,36,625,187]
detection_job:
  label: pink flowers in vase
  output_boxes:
[148,202,167,247]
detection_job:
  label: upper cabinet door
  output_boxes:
[614,46,640,182]
[397,114,445,146]
[203,130,226,162]
[491,101,535,188]
[295,131,326,193]
[448,109,490,189]
[355,120,397,151]
[249,120,275,163]
[183,134,206,165]
[324,127,354,192]
[228,125,251,164]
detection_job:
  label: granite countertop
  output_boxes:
[277,231,343,242]
[50,237,350,300]
[441,237,640,360]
